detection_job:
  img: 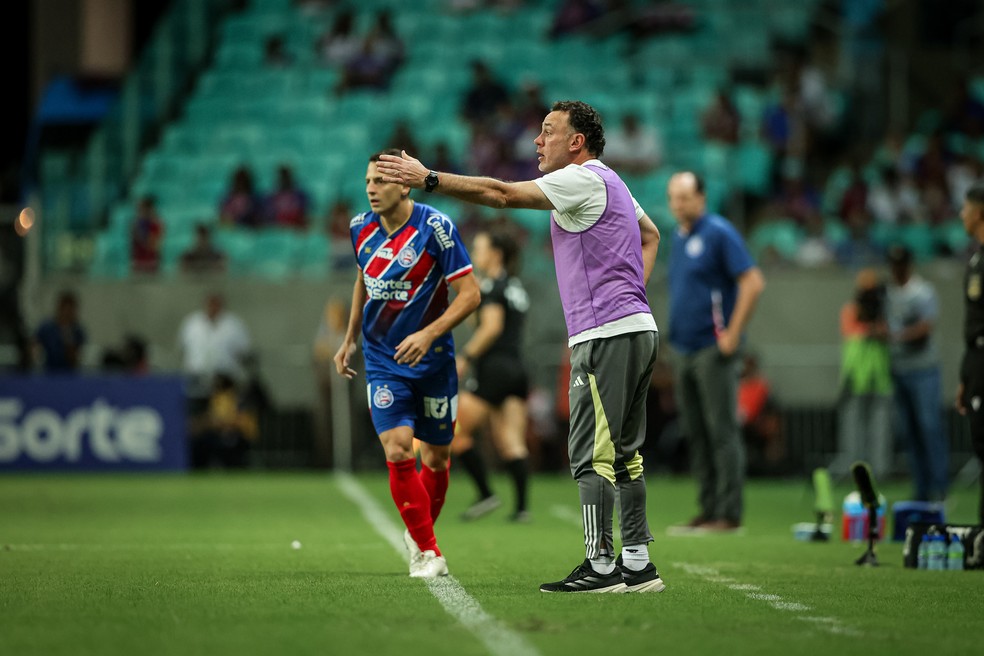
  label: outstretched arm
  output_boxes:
[376,151,555,211]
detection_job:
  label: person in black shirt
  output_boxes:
[453,226,532,522]
[958,182,984,524]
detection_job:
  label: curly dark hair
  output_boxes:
[551,100,605,158]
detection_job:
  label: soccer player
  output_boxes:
[333,149,481,579]
[377,101,665,593]
[454,226,532,523]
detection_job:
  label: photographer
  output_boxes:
[834,268,893,479]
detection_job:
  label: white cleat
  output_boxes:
[404,529,422,563]
[409,550,449,579]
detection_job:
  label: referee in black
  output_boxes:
[958,182,984,525]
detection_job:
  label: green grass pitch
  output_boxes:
[1,472,980,656]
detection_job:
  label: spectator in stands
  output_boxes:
[188,373,258,469]
[867,168,921,225]
[836,268,892,480]
[264,34,293,68]
[431,142,463,175]
[795,215,835,268]
[945,77,984,137]
[604,113,663,174]
[368,10,405,73]
[549,0,605,38]
[334,34,397,94]
[131,195,163,273]
[388,120,421,156]
[886,245,947,501]
[461,61,510,128]
[220,166,263,228]
[834,212,882,268]
[514,80,550,127]
[701,89,741,145]
[838,162,869,221]
[180,224,227,273]
[177,293,253,412]
[948,155,983,212]
[101,334,149,375]
[771,174,821,226]
[914,131,952,193]
[326,199,354,241]
[266,165,310,229]
[316,9,359,67]
[34,291,86,373]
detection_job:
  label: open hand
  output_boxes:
[376,150,429,188]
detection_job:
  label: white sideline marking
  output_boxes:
[728,583,761,591]
[336,473,539,656]
[675,562,859,637]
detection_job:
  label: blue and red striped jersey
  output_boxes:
[350,202,473,378]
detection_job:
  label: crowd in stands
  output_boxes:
[119,0,984,280]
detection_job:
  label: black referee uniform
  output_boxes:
[962,243,984,524]
[467,273,529,404]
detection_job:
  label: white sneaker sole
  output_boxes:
[540,582,628,594]
[625,577,666,593]
[409,557,448,579]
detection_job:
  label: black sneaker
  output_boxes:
[616,555,666,593]
[539,559,627,593]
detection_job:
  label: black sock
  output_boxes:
[504,457,529,513]
[458,448,494,499]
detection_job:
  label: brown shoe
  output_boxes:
[696,519,742,534]
[666,515,711,536]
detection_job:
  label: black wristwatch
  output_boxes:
[424,170,440,192]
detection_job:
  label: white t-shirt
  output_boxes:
[533,160,656,346]
[533,160,645,232]
[178,310,252,383]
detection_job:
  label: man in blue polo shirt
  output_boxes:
[667,172,765,533]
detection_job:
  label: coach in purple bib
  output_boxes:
[378,100,666,594]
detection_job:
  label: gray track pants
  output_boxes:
[568,331,657,559]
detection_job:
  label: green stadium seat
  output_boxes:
[748,220,804,260]
[934,219,971,254]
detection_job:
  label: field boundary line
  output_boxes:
[336,472,540,656]
[674,562,861,637]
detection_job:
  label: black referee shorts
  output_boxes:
[467,354,529,406]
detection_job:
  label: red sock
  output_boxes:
[420,461,450,523]
[387,458,440,556]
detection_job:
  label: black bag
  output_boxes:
[902,522,984,569]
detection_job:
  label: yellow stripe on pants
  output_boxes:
[588,373,616,484]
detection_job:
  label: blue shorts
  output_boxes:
[366,363,458,445]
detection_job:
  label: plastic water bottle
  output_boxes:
[917,535,930,569]
[928,534,947,571]
[947,533,965,571]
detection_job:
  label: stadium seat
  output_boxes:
[748,219,804,260]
